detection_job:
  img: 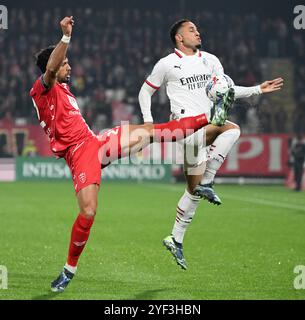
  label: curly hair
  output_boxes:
[35,45,55,73]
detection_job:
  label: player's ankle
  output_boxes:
[172,237,183,248]
[64,263,77,274]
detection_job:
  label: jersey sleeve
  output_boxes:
[29,75,50,97]
[211,56,225,76]
[145,59,167,90]
[234,85,262,99]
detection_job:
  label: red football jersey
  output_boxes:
[30,76,94,157]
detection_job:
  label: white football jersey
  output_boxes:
[145,48,224,120]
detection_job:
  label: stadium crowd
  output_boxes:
[0,7,304,134]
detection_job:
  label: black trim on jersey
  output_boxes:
[40,74,50,90]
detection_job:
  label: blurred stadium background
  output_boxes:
[0,0,304,187]
[1,0,305,300]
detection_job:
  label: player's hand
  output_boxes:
[60,16,74,37]
[260,78,284,93]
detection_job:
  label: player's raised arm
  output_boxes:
[43,16,74,89]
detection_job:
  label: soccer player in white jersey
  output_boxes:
[138,19,283,270]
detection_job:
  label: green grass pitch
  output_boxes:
[0,181,305,300]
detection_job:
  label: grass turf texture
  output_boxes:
[0,181,305,300]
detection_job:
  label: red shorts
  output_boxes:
[64,126,122,194]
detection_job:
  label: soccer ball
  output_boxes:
[205,74,234,103]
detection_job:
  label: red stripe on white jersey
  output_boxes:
[145,80,160,90]
[174,49,183,58]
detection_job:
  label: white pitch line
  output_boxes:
[220,194,305,212]
[148,184,305,212]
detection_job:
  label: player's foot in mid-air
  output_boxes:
[51,268,74,293]
[193,181,222,205]
[163,235,187,270]
[210,87,235,126]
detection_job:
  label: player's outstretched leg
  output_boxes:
[121,103,230,159]
[120,113,211,158]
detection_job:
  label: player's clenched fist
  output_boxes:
[60,16,74,36]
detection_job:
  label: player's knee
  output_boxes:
[226,121,240,131]
[232,123,240,132]
[80,203,97,219]
[142,123,154,137]
[229,124,241,140]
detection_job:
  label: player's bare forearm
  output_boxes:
[46,41,69,75]
[44,16,74,87]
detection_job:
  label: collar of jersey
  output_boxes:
[174,48,202,58]
[59,82,69,89]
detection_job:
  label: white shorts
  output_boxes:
[170,112,209,172]
[178,127,208,170]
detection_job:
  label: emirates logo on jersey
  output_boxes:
[180,73,211,86]
[180,74,211,91]
[79,172,86,184]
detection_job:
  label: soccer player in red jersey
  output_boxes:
[30,16,232,292]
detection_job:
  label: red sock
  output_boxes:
[153,114,209,142]
[67,214,94,267]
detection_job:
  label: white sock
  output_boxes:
[64,263,77,274]
[171,189,201,244]
[203,129,240,184]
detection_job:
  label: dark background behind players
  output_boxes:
[0,0,304,134]
[0,0,304,188]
